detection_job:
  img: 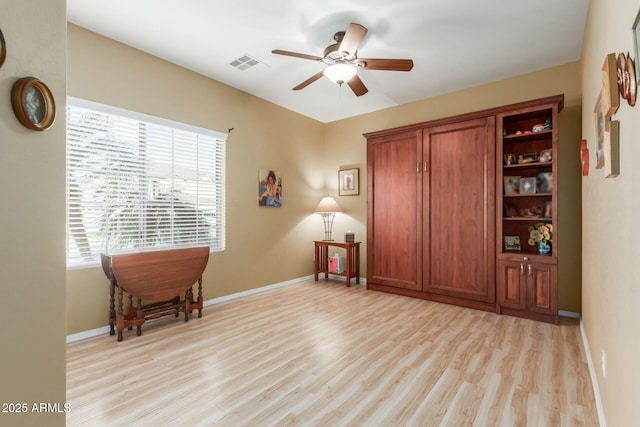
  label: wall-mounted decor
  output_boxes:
[338,167,359,196]
[11,77,56,131]
[258,169,282,207]
[616,52,637,106]
[0,27,6,69]
[580,139,589,176]
[593,92,606,169]
[604,120,620,178]
[633,9,640,81]
[602,53,620,118]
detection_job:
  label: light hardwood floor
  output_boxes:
[66,280,599,426]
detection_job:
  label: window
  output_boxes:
[66,98,226,267]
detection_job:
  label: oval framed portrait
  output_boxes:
[0,27,6,69]
[11,77,56,131]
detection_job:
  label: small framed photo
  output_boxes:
[601,53,620,118]
[10,77,56,131]
[504,236,521,252]
[518,153,538,164]
[504,203,517,218]
[520,177,537,194]
[504,153,516,165]
[338,167,359,196]
[504,176,520,195]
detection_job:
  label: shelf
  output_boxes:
[503,217,552,221]
[503,129,552,141]
[504,193,552,198]
[503,162,552,170]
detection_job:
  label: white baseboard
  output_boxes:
[558,310,580,318]
[580,319,607,427]
[66,275,315,343]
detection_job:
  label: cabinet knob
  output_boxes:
[523,256,529,261]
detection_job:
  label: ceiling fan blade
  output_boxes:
[347,74,368,97]
[339,23,368,59]
[359,58,414,71]
[292,71,325,90]
[272,49,323,62]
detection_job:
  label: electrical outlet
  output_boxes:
[601,349,606,377]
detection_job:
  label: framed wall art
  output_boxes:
[633,9,640,81]
[593,91,606,169]
[0,27,6,69]
[602,52,619,118]
[11,77,56,131]
[338,167,359,196]
[604,120,620,178]
[258,169,282,207]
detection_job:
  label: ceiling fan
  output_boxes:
[272,23,414,96]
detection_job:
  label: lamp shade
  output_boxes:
[323,64,357,85]
[314,195,342,213]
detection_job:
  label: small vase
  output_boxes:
[538,241,551,255]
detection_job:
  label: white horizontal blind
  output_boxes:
[66,98,226,267]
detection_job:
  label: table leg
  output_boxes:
[345,246,351,287]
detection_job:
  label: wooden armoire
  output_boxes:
[365,95,563,323]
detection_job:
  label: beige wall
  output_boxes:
[581,0,640,426]
[325,62,583,312]
[0,0,67,425]
[67,25,584,335]
[66,24,326,334]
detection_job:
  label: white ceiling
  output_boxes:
[67,0,589,123]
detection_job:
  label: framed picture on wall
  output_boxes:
[633,9,640,81]
[338,167,359,196]
[11,77,56,131]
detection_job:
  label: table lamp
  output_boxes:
[314,194,342,241]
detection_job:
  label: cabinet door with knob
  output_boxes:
[497,256,557,323]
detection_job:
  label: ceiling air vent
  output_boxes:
[229,55,261,70]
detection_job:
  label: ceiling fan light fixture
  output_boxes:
[323,63,357,85]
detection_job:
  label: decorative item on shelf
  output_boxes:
[338,167,360,196]
[504,203,517,218]
[519,206,541,218]
[543,119,552,130]
[532,123,545,133]
[518,153,538,164]
[504,176,520,195]
[11,76,56,131]
[528,223,552,255]
[504,236,521,252]
[539,148,552,163]
[536,172,552,193]
[315,194,342,241]
[504,153,516,165]
[345,230,355,243]
[544,201,552,218]
[519,177,536,194]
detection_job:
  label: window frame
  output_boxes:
[66,97,226,268]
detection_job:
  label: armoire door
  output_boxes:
[422,117,496,303]
[367,130,422,291]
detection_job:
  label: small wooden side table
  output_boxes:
[314,240,361,287]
